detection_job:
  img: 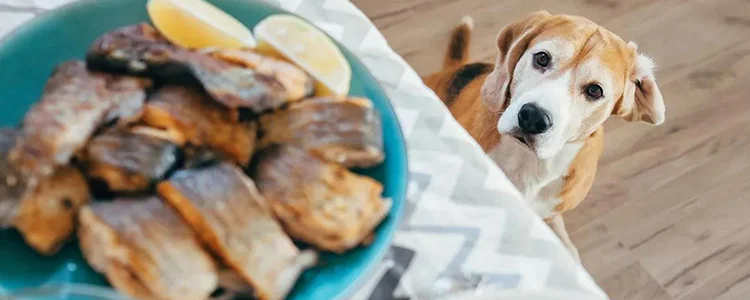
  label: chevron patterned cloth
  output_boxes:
[0,0,608,299]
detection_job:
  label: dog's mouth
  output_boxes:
[512,134,528,146]
[509,130,536,152]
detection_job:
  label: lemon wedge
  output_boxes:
[254,15,351,96]
[146,0,256,49]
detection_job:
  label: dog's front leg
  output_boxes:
[547,215,580,263]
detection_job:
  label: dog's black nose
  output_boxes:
[518,103,552,135]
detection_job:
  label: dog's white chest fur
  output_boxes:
[487,138,583,218]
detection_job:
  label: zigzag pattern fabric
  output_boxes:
[0,0,608,299]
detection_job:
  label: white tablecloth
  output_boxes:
[0,0,608,299]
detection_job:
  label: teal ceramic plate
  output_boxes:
[0,0,408,299]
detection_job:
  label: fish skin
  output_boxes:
[84,128,179,193]
[87,23,292,113]
[13,165,90,255]
[158,162,316,300]
[142,86,257,166]
[9,61,152,180]
[259,97,385,168]
[1,127,91,255]
[253,145,392,253]
[213,49,315,102]
[78,196,218,300]
[0,128,31,228]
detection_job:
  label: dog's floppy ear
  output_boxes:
[481,10,550,111]
[615,42,666,125]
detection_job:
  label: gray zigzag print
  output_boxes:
[0,1,608,300]
[263,1,605,300]
[401,172,431,222]
[368,246,415,300]
[401,225,480,277]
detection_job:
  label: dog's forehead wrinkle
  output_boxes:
[575,59,614,89]
[535,38,576,63]
[557,28,603,72]
[569,48,629,101]
[503,13,635,147]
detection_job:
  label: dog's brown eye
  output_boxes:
[533,52,551,69]
[584,84,604,100]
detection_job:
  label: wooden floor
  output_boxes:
[352,0,750,299]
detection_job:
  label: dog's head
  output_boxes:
[481,11,665,159]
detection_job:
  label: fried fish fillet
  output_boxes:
[212,269,256,300]
[78,196,218,300]
[85,128,179,193]
[181,146,223,169]
[1,128,91,254]
[9,61,151,179]
[0,128,32,228]
[102,74,153,126]
[253,145,392,253]
[142,86,256,165]
[157,162,316,300]
[87,23,293,113]
[183,52,289,113]
[85,22,181,76]
[259,97,385,168]
[213,49,314,102]
[13,165,90,254]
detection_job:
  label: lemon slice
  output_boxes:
[254,15,351,96]
[146,0,256,49]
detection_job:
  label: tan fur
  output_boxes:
[426,65,603,216]
[424,71,502,151]
[422,12,665,262]
[554,127,604,213]
[425,55,606,219]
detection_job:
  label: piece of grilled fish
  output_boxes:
[213,49,314,102]
[1,128,91,254]
[87,23,294,113]
[102,74,153,126]
[253,145,392,253]
[9,61,151,179]
[14,165,90,254]
[211,269,256,300]
[0,128,31,228]
[78,196,218,300]
[84,128,179,193]
[142,86,256,165]
[85,22,181,76]
[181,146,223,169]
[157,162,317,300]
[259,97,385,168]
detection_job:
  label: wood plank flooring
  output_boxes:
[352,0,750,299]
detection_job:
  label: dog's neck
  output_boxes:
[459,95,585,214]
[488,134,583,217]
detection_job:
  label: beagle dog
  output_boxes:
[422,11,665,261]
